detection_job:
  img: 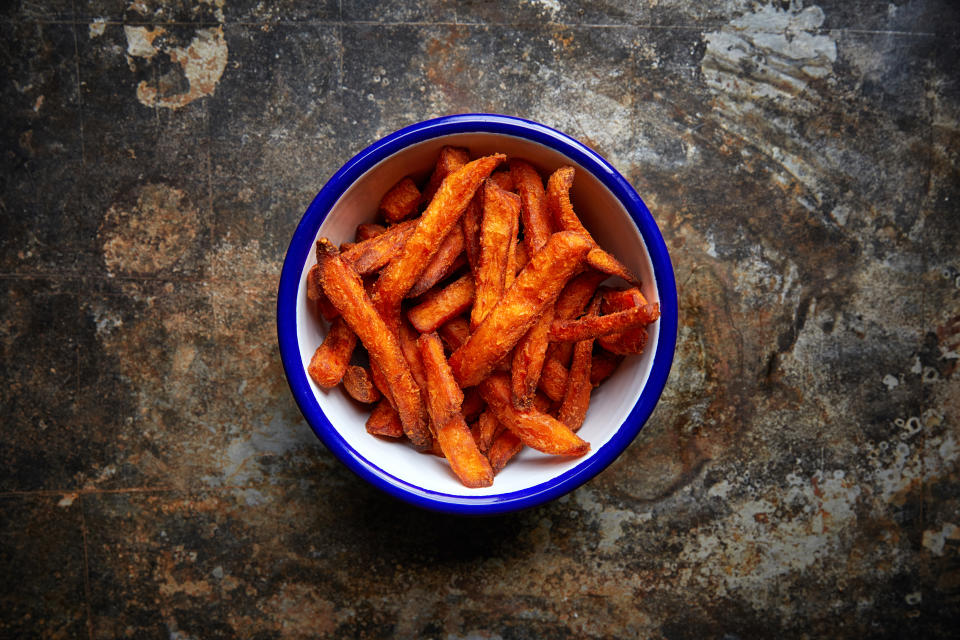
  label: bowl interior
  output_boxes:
[295,132,660,497]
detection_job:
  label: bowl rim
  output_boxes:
[277,113,678,515]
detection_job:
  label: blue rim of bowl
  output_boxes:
[277,113,677,515]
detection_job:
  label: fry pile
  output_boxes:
[306,147,660,488]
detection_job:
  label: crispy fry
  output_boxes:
[480,373,589,456]
[538,353,569,402]
[340,218,418,275]
[423,146,470,205]
[510,303,554,408]
[372,154,505,331]
[379,177,422,223]
[437,315,471,352]
[487,429,523,473]
[472,180,521,329]
[316,238,429,448]
[488,169,515,192]
[408,224,466,298]
[366,399,404,438]
[449,230,592,388]
[475,409,502,454]
[355,222,387,242]
[504,206,521,291]
[407,274,475,334]
[557,296,600,431]
[546,166,639,285]
[597,287,650,355]
[307,263,341,321]
[590,349,624,386]
[307,316,357,388]
[342,365,382,404]
[511,159,553,252]
[550,302,660,342]
[461,191,483,277]
[417,332,464,429]
[419,332,494,488]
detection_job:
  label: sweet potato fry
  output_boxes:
[475,409,502,454]
[480,373,589,456]
[538,353,569,402]
[408,224,465,298]
[340,219,417,276]
[511,159,553,253]
[597,287,651,355]
[487,429,523,473]
[342,365,382,404]
[379,177,422,223]
[449,230,592,388]
[590,349,624,386]
[461,387,485,422]
[488,169,515,193]
[471,180,521,329]
[316,238,429,448]
[546,166,639,285]
[372,154,505,331]
[557,296,600,431]
[307,264,340,321]
[366,399,404,438]
[504,205,521,291]
[423,146,470,205]
[407,274,475,334]
[437,315,471,352]
[510,303,555,408]
[419,332,493,488]
[549,302,660,342]
[417,332,464,429]
[307,316,357,388]
[461,191,483,276]
[355,222,387,242]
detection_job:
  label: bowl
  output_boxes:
[277,114,677,515]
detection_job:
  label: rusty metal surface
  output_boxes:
[2,1,958,638]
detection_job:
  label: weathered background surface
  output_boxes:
[2,0,959,638]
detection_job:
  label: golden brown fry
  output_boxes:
[307,316,357,388]
[471,180,521,329]
[316,238,430,448]
[366,399,404,438]
[379,177,422,223]
[475,409,502,454]
[340,219,418,275]
[503,205,521,291]
[546,166,639,284]
[408,224,466,298]
[480,373,589,456]
[407,274,475,334]
[355,222,387,242]
[449,230,592,388]
[372,154,505,331]
[342,365,382,404]
[423,146,470,205]
[549,302,660,342]
[419,332,494,488]
[557,296,600,431]
[511,159,553,253]
[487,429,523,473]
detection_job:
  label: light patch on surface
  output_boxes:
[99,183,199,276]
[922,522,959,556]
[89,18,107,39]
[57,493,79,507]
[125,25,228,109]
[882,374,899,390]
[576,487,652,552]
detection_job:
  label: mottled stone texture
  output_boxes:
[2,1,959,638]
